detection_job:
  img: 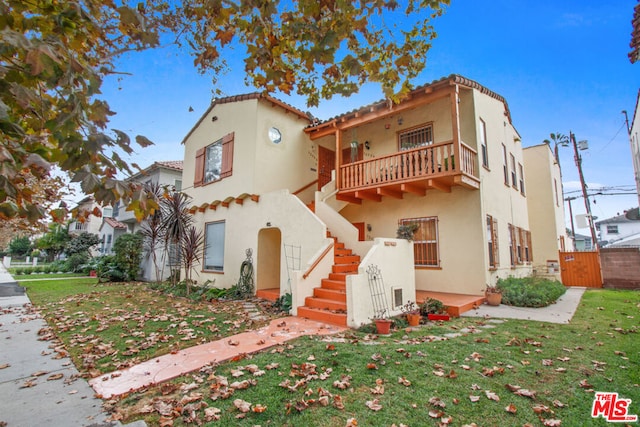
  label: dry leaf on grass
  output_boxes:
[365,399,383,411]
[485,390,500,401]
[233,398,251,413]
[505,403,517,414]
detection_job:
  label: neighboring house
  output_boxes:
[99,217,128,255]
[628,90,640,207]
[523,143,569,279]
[596,208,640,247]
[68,196,103,236]
[181,75,565,328]
[573,233,594,251]
[68,196,104,256]
[109,160,184,281]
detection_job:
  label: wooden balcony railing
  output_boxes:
[339,140,478,194]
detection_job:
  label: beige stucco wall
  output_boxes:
[523,143,567,280]
[188,190,328,292]
[182,98,312,207]
[472,89,532,284]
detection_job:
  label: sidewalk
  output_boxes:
[0,264,130,427]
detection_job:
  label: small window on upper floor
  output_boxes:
[398,123,433,151]
[607,225,619,234]
[174,179,182,192]
[479,119,488,168]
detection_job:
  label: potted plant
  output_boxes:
[396,223,419,240]
[420,297,450,321]
[401,301,421,326]
[372,309,392,334]
[485,284,502,306]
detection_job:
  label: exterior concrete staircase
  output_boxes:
[297,233,360,326]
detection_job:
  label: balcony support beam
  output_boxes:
[377,187,403,199]
[401,183,426,196]
[355,190,382,202]
[428,179,451,193]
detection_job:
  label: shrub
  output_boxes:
[114,233,143,281]
[94,255,127,282]
[23,268,32,275]
[274,293,292,314]
[419,298,446,315]
[65,253,89,273]
[14,267,24,275]
[497,276,566,308]
[49,259,68,273]
[43,265,53,274]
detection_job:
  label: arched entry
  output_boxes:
[257,228,281,297]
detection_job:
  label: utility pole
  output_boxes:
[565,196,577,249]
[570,131,598,250]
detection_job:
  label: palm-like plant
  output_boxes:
[160,191,193,285]
[543,132,569,165]
[180,226,205,295]
[139,182,166,282]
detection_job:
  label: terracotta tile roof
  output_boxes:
[630,1,640,63]
[181,93,312,145]
[104,217,127,229]
[155,160,183,171]
[306,74,513,131]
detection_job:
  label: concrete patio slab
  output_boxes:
[90,316,346,399]
[461,287,586,324]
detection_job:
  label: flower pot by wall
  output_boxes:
[375,319,392,334]
[486,292,502,306]
[406,313,421,326]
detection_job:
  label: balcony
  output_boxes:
[337,140,479,203]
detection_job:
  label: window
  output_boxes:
[554,179,559,206]
[502,144,509,185]
[487,215,499,268]
[398,124,433,151]
[113,201,120,218]
[508,224,532,265]
[510,153,517,188]
[479,119,488,168]
[518,163,525,195]
[400,217,439,267]
[508,224,516,267]
[204,221,225,271]
[194,132,235,187]
[174,179,182,192]
[606,225,619,234]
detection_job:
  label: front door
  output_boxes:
[318,146,335,190]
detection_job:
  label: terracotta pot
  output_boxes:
[375,319,392,334]
[406,313,421,326]
[486,292,502,306]
[427,313,450,321]
[89,270,97,277]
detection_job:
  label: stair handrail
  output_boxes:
[302,241,334,279]
[293,179,319,195]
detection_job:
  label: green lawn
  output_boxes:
[21,279,639,426]
[20,278,275,377]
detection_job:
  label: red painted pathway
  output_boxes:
[90,317,345,399]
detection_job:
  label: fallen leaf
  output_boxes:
[365,398,383,411]
[0,363,10,369]
[47,373,64,381]
[469,395,481,402]
[533,404,551,413]
[252,404,267,413]
[428,409,444,418]
[204,407,222,422]
[514,388,536,399]
[552,400,566,408]
[20,380,36,388]
[505,403,517,414]
[398,376,411,387]
[429,396,446,408]
[542,419,562,426]
[345,417,357,426]
[485,390,500,401]
[233,398,251,413]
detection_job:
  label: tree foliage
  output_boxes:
[8,235,31,257]
[114,232,143,281]
[35,223,70,261]
[65,232,100,256]
[1,0,450,223]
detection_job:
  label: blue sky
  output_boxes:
[98,0,639,231]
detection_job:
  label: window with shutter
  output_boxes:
[487,215,499,268]
[194,132,235,186]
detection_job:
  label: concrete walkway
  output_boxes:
[461,287,587,323]
[0,264,129,427]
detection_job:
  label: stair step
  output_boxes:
[321,278,346,291]
[255,289,280,302]
[314,287,347,302]
[305,296,347,311]
[332,264,359,274]
[297,306,347,327]
[334,242,345,250]
[335,255,360,264]
[329,272,353,282]
[334,248,352,256]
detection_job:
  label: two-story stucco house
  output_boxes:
[181,75,566,328]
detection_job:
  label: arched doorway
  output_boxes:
[257,228,281,298]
